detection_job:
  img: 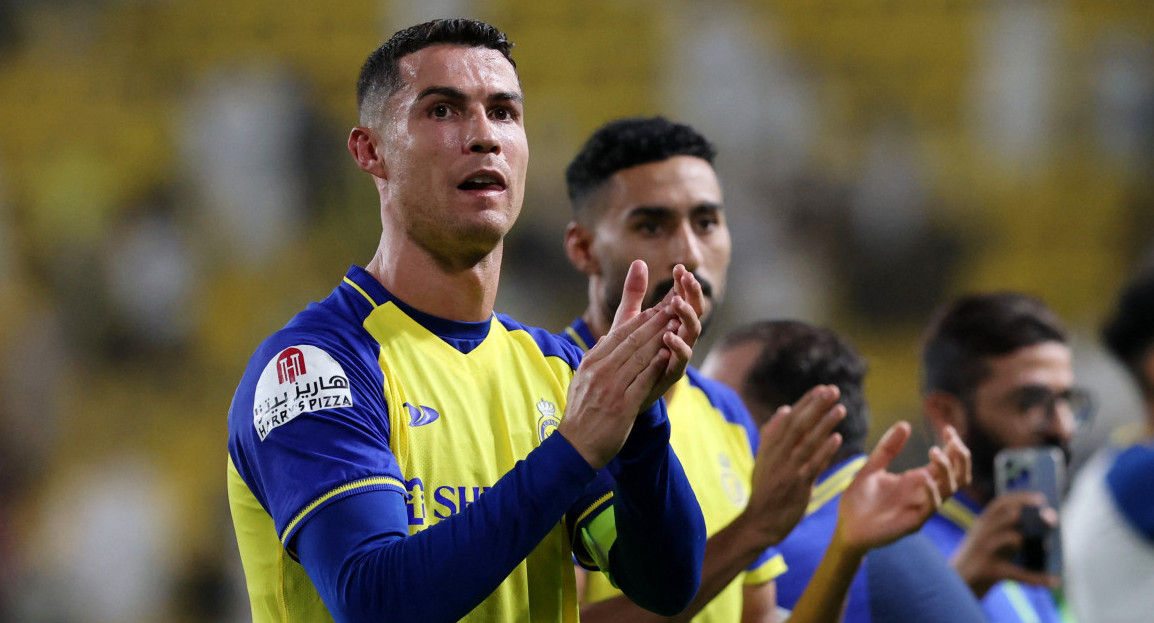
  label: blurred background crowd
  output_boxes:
[0,0,1152,621]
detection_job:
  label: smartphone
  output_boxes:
[994,446,1065,576]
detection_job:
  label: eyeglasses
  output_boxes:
[1011,385,1095,430]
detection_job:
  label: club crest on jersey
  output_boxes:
[252,345,353,440]
[404,403,440,427]
[536,398,560,442]
[719,454,749,506]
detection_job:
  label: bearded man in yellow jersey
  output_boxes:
[560,116,972,623]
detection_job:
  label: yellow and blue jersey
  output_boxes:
[562,318,785,623]
[923,491,1063,623]
[774,456,985,623]
[228,266,603,622]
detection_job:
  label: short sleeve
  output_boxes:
[227,329,406,552]
[745,548,787,584]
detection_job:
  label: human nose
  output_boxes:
[1040,399,1076,444]
[670,221,704,273]
[465,112,500,155]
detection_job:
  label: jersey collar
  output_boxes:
[341,265,493,346]
[563,317,597,352]
[938,490,981,531]
[807,454,868,516]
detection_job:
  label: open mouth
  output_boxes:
[457,172,506,192]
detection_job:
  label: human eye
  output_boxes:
[490,105,518,122]
[1016,386,1052,415]
[695,214,720,233]
[430,103,453,118]
[634,220,662,236]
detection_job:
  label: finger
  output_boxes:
[757,405,792,455]
[624,345,672,406]
[611,259,649,327]
[668,295,702,349]
[793,404,846,466]
[927,446,958,498]
[993,563,1061,589]
[802,432,843,482]
[863,420,912,475]
[672,263,686,297]
[992,492,1047,520]
[942,425,972,488]
[585,306,660,366]
[677,265,706,318]
[603,307,679,379]
[919,467,944,511]
[777,385,841,450]
[660,330,693,377]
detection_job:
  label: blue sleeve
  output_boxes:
[1107,444,1154,541]
[603,399,707,616]
[296,431,597,623]
[866,533,988,623]
[227,332,405,549]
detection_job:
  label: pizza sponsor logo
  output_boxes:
[253,345,353,440]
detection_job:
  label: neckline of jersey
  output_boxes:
[342,266,493,343]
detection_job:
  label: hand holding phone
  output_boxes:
[995,446,1065,577]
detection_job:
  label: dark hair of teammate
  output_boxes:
[715,320,870,462]
[565,116,716,223]
[921,292,1067,401]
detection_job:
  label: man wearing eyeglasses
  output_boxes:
[919,292,1092,623]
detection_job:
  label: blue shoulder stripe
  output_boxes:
[685,366,760,453]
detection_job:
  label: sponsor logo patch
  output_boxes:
[253,345,353,440]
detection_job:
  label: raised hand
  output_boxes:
[951,491,1059,598]
[742,385,846,546]
[833,421,968,555]
[559,260,692,469]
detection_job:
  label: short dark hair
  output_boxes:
[921,293,1067,399]
[356,18,516,124]
[1102,268,1154,396]
[565,116,716,221]
[716,320,870,459]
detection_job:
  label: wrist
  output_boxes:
[950,554,994,598]
[830,522,871,560]
[555,428,612,471]
[733,507,786,550]
[615,400,669,463]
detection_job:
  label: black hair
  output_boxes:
[1102,268,1154,396]
[921,292,1067,399]
[716,320,870,458]
[565,116,716,220]
[356,18,516,123]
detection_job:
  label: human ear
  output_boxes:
[347,126,387,178]
[564,222,599,276]
[923,390,969,444]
